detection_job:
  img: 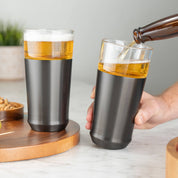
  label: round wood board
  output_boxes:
[0,115,80,162]
[166,137,178,178]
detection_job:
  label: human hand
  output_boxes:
[134,92,169,129]
[85,87,95,130]
[86,87,169,130]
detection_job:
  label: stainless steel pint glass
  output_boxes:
[90,40,152,149]
[24,29,74,132]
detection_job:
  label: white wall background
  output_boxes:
[0,0,177,95]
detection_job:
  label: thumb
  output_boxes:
[135,100,158,125]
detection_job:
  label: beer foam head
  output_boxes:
[24,29,74,42]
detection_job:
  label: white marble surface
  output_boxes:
[0,80,177,178]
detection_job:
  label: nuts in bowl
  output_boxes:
[0,97,24,122]
[0,97,19,111]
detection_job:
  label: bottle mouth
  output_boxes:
[133,29,142,44]
[133,28,154,45]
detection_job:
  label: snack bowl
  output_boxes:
[0,102,24,122]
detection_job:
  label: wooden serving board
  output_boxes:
[166,137,178,178]
[0,115,80,162]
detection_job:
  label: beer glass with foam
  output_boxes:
[90,39,152,149]
[24,29,74,132]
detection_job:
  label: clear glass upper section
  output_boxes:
[24,29,74,42]
[99,39,153,64]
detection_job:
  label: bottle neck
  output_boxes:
[133,14,178,44]
[133,28,150,43]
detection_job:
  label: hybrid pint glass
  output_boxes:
[24,29,74,132]
[90,40,152,149]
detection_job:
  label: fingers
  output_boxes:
[86,102,94,122]
[90,86,96,99]
[85,122,92,130]
[86,86,95,130]
[86,102,94,130]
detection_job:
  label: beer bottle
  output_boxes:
[133,14,178,43]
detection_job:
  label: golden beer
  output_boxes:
[98,61,150,78]
[24,41,73,60]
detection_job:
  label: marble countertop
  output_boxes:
[0,80,177,178]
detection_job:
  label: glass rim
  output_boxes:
[102,39,153,51]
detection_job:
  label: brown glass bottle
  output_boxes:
[133,14,178,43]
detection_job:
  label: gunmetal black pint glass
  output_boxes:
[90,40,152,149]
[24,29,74,132]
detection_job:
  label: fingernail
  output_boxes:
[90,87,96,98]
[90,91,95,98]
[138,116,143,124]
[85,123,90,129]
